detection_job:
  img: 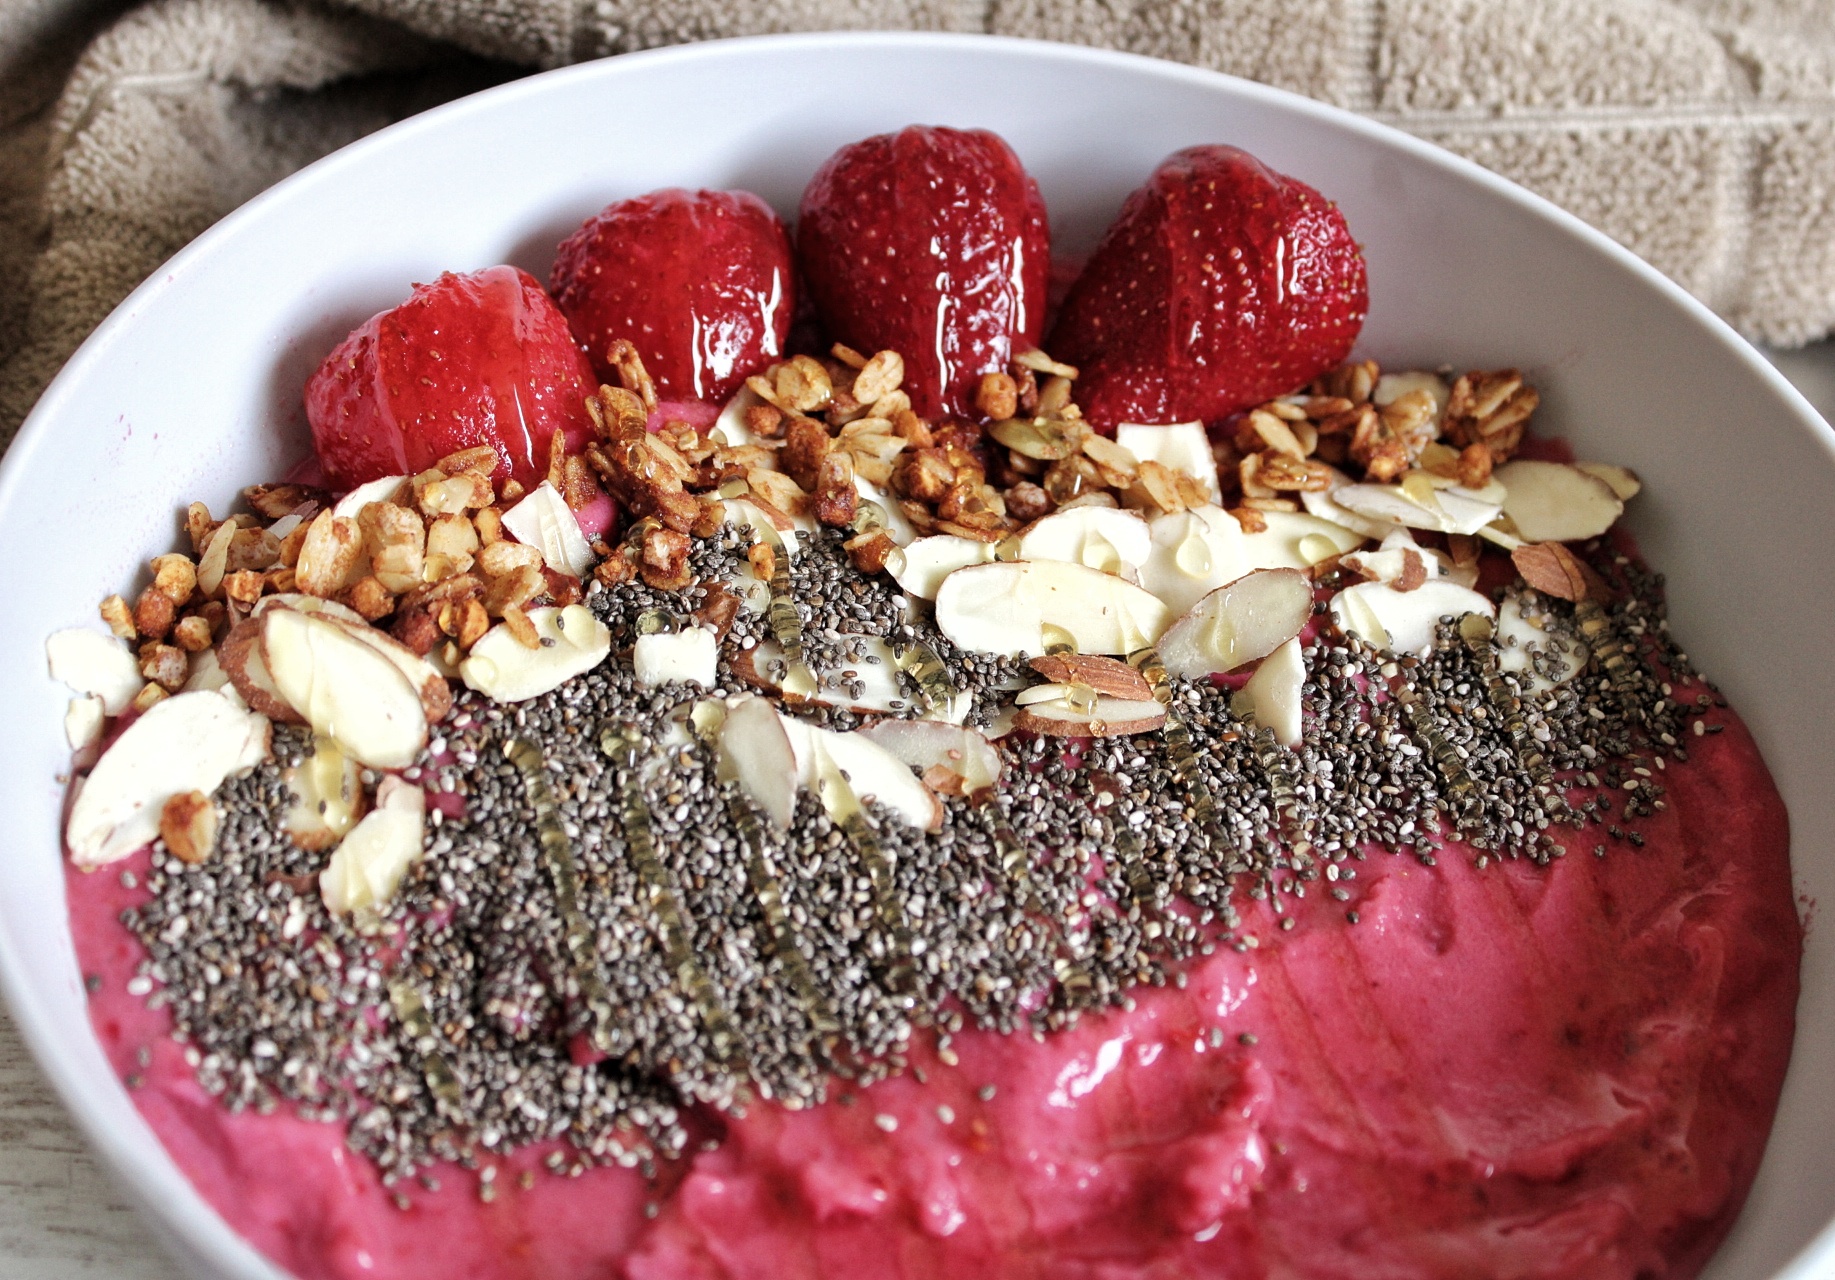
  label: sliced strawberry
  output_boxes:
[797,126,1050,420]
[306,265,597,491]
[550,188,794,406]
[1049,146,1367,432]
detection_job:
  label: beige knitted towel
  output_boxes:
[5,0,1835,447]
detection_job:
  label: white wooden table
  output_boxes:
[4,345,1832,1277]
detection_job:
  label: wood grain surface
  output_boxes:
[3,348,1829,1278]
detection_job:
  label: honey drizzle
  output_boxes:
[892,639,964,721]
[387,978,465,1122]
[835,804,920,1003]
[986,808,1092,996]
[696,722,840,1040]
[760,530,817,701]
[600,723,746,1067]
[505,737,620,1055]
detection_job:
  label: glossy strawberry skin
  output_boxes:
[550,188,795,405]
[306,265,597,491]
[797,126,1050,420]
[1048,145,1368,432]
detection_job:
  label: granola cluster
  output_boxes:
[91,337,1545,709]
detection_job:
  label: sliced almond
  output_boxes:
[1511,542,1592,601]
[65,695,105,751]
[1329,579,1494,657]
[319,776,425,914]
[1013,696,1166,738]
[1241,510,1365,571]
[1113,422,1221,504]
[1299,465,1399,541]
[1334,482,1500,537]
[501,481,595,578]
[633,627,719,689]
[1156,567,1313,680]
[66,689,270,867]
[781,713,943,832]
[1013,506,1150,575]
[1135,506,1253,617]
[1494,460,1623,542]
[47,628,144,715]
[216,618,303,722]
[888,534,996,600]
[1496,596,1586,691]
[460,604,610,704]
[261,609,428,768]
[1233,637,1305,747]
[856,719,1002,798]
[1340,530,1457,590]
[300,613,451,724]
[1372,371,1450,417]
[933,560,1171,657]
[252,593,367,625]
[712,695,799,829]
[332,475,410,520]
[1574,461,1642,501]
[283,734,366,852]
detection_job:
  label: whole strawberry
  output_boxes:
[797,126,1050,419]
[1049,146,1367,431]
[550,188,794,405]
[306,265,596,490]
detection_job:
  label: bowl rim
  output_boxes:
[2,28,1830,1279]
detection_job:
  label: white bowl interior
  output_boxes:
[1,33,1829,1279]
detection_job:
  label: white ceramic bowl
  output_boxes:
[0,32,1828,1280]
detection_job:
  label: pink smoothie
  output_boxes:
[72,692,1799,1279]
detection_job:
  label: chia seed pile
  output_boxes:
[113,524,1714,1194]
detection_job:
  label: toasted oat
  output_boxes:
[1249,410,1307,459]
[185,502,215,555]
[851,350,905,406]
[1012,349,1078,379]
[1445,369,1539,463]
[501,604,542,650]
[437,445,500,478]
[243,484,319,520]
[606,339,659,414]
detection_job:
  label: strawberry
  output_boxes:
[1048,145,1367,432]
[550,188,795,406]
[306,265,597,491]
[797,126,1050,420]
